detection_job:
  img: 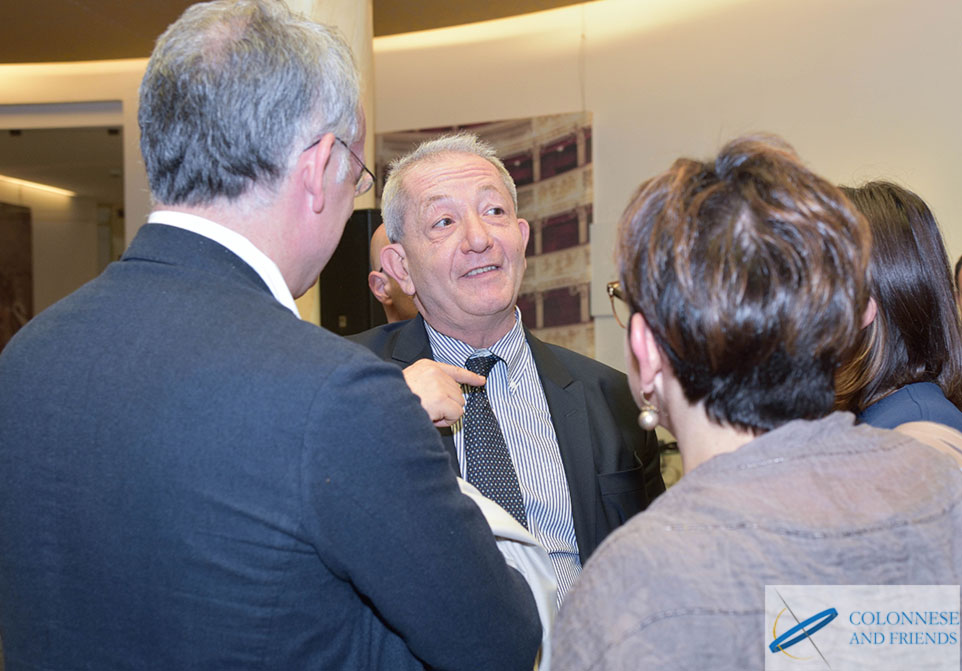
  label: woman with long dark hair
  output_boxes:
[836,181,962,431]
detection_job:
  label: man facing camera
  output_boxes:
[0,3,540,670]
[350,133,665,603]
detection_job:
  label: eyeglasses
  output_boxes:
[303,135,375,198]
[335,137,375,198]
[606,280,630,329]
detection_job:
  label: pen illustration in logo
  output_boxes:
[770,607,837,656]
[769,589,837,667]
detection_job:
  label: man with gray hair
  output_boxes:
[351,133,665,604]
[0,3,540,670]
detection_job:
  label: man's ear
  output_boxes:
[380,243,416,296]
[861,296,878,329]
[301,133,337,214]
[518,218,530,250]
[628,312,663,393]
[367,271,391,305]
[518,218,530,272]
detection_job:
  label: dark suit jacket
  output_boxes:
[0,224,540,671]
[349,315,666,562]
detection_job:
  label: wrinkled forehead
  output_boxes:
[403,153,514,216]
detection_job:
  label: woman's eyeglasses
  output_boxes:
[606,280,630,329]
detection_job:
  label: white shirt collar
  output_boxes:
[424,307,528,385]
[147,210,300,318]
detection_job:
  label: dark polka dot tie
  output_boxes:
[463,355,527,528]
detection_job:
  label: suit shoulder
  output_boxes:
[238,311,394,380]
[345,320,407,349]
[346,318,432,368]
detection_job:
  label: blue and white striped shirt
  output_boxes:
[425,310,581,604]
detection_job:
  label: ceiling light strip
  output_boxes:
[0,174,76,197]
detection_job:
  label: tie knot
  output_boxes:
[466,354,499,377]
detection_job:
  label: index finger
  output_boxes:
[433,361,487,387]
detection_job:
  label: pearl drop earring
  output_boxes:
[637,399,659,431]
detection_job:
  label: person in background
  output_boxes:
[550,135,962,669]
[835,181,962,433]
[368,222,418,322]
[0,2,541,669]
[350,132,665,604]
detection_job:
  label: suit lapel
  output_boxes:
[392,316,458,465]
[525,329,597,563]
[389,315,435,365]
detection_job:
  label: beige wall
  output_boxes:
[373,0,962,369]
[0,61,148,314]
[0,182,99,313]
[0,60,150,247]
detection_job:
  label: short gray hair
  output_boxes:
[139,0,360,207]
[381,133,518,242]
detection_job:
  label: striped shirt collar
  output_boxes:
[146,210,300,318]
[424,308,528,387]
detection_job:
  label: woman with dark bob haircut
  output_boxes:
[550,135,962,670]
[835,181,962,432]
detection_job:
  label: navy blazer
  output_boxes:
[0,224,541,671]
[858,382,962,433]
[349,315,666,562]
